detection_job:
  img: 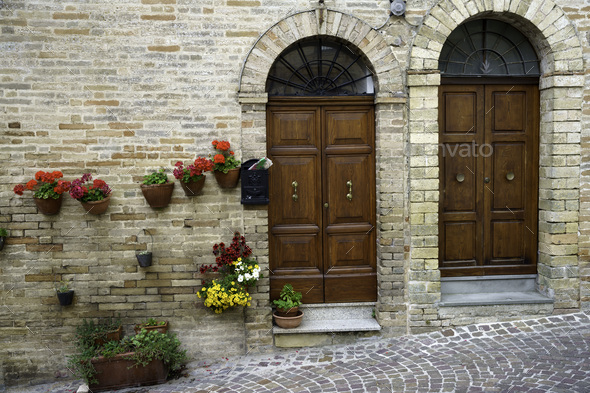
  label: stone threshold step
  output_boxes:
[440,291,553,307]
[273,318,381,334]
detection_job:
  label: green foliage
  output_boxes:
[68,323,187,385]
[139,318,166,327]
[56,280,70,293]
[142,169,169,185]
[0,228,7,237]
[138,251,152,255]
[273,284,302,310]
[74,316,122,349]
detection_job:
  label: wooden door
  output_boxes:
[439,84,539,277]
[268,97,377,303]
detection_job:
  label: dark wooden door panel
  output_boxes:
[439,84,539,277]
[268,99,376,303]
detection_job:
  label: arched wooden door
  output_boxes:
[267,97,376,303]
[438,19,540,277]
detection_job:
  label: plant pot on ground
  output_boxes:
[68,326,187,391]
[273,310,304,329]
[134,318,168,334]
[141,169,174,208]
[56,280,74,306]
[173,157,214,196]
[0,228,7,251]
[273,284,302,317]
[69,173,113,215]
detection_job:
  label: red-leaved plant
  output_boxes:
[69,173,112,202]
[199,232,253,274]
[13,171,70,199]
[173,157,214,183]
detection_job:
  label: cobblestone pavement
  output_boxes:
[7,312,590,393]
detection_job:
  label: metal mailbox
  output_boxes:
[240,158,269,205]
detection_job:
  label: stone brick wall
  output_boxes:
[1,0,588,388]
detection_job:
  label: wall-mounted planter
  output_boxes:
[80,195,111,215]
[140,182,174,208]
[57,290,74,306]
[34,196,63,215]
[136,229,153,267]
[214,168,240,189]
[89,353,168,392]
[179,176,206,196]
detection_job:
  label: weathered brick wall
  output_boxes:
[1,0,588,388]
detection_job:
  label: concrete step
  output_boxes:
[273,302,381,347]
[440,275,553,307]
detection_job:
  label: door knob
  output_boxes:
[506,172,515,181]
[456,173,465,183]
[484,177,490,183]
[324,203,329,208]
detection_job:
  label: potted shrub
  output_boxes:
[56,280,74,306]
[69,173,112,215]
[197,232,262,314]
[13,171,71,215]
[211,139,241,188]
[140,169,174,208]
[136,229,153,267]
[273,284,304,329]
[68,327,186,392]
[134,318,169,334]
[173,157,214,196]
[0,228,7,251]
[76,317,124,348]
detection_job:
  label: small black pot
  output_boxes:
[0,236,5,251]
[57,290,74,306]
[136,252,152,267]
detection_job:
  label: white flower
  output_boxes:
[245,273,251,280]
[253,272,259,278]
[237,276,243,282]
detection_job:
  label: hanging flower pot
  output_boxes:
[136,229,153,267]
[80,194,111,215]
[141,169,174,208]
[180,175,206,196]
[214,168,240,189]
[173,158,213,197]
[34,195,63,215]
[57,290,75,306]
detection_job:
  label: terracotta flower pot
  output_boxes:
[93,325,123,347]
[89,353,168,392]
[80,195,111,215]
[214,168,240,189]
[57,290,74,306]
[273,310,304,329]
[140,182,174,208]
[180,176,206,196]
[134,320,169,335]
[275,306,299,317]
[33,195,63,215]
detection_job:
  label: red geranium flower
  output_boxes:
[13,184,24,195]
[214,154,225,164]
[26,179,38,190]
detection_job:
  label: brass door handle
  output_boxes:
[346,180,352,201]
[484,177,490,184]
[506,172,515,181]
[456,173,465,183]
[292,181,298,201]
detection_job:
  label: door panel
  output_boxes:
[268,98,376,303]
[439,85,538,277]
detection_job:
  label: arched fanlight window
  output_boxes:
[266,37,374,96]
[439,19,540,77]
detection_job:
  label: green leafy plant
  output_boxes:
[0,228,7,237]
[74,316,123,349]
[138,318,166,327]
[138,251,151,255]
[68,326,187,385]
[142,169,169,185]
[273,284,302,310]
[56,280,71,294]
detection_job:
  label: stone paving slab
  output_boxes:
[6,312,590,393]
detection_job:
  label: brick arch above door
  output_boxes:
[406,0,585,320]
[238,9,402,98]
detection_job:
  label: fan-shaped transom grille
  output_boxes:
[439,19,540,77]
[266,37,374,96]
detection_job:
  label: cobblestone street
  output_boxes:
[8,312,590,393]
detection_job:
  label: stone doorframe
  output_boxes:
[407,0,585,329]
[237,8,409,349]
